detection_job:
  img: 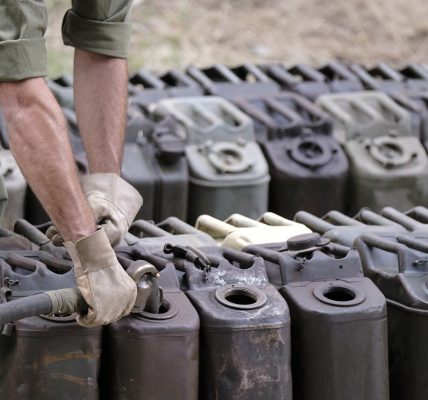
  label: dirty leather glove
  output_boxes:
[64,227,137,327]
[48,173,143,247]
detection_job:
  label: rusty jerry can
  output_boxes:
[235,92,349,217]
[167,245,292,400]
[186,63,280,99]
[355,233,428,400]
[294,208,408,246]
[153,97,270,223]
[244,233,389,399]
[195,212,311,250]
[104,253,199,400]
[317,91,428,213]
[122,104,189,221]
[261,61,363,100]
[0,251,101,400]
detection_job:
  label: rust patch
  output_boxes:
[50,373,89,386]
[34,351,101,369]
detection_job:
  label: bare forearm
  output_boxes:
[0,78,96,242]
[74,49,128,175]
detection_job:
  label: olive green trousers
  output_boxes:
[0,0,133,81]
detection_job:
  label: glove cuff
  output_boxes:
[64,227,117,276]
[82,173,143,227]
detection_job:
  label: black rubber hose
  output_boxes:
[0,288,86,326]
[0,293,52,325]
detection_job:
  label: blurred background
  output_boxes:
[46,0,427,77]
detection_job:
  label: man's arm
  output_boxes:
[74,49,128,174]
[0,78,97,242]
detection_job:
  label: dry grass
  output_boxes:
[46,0,428,77]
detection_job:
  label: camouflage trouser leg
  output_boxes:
[0,0,133,82]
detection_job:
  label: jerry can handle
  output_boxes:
[158,217,202,235]
[290,64,326,82]
[130,220,172,238]
[354,208,399,226]
[381,207,423,230]
[294,211,334,233]
[322,210,365,226]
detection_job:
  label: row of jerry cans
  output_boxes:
[41,65,428,226]
[4,88,428,225]
[294,206,428,400]
[0,215,391,400]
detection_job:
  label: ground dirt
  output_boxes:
[46,0,428,77]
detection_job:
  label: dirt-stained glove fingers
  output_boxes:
[46,225,65,246]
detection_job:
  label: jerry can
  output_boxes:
[126,217,217,252]
[122,105,188,221]
[234,92,332,144]
[236,92,348,216]
[105,255,199,400]
[244,233,389,400]
[294,209,407,246]
[195,213,311,250]
[0,253,101,400]
[170,245,292,400]
[186,63,280,98]
[355,233,428,400]
[349,64,428,138]
[154,97,270,223]
[261,62,362,100]
[317,91,428,213]
[129,69,203,106]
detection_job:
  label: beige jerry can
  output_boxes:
[195,212,311,250]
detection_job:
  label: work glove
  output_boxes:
[64,226,137,327]
[48,173,143,247]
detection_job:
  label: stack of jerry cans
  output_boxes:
[129,69,203,107]
[356,233,428,400]
[122,104,189,221]
[167,245,292,400]
[127,217,217,251]
[153,97,270,224]
[244,233,389,400]
[0,252,101,400]
[195,212,311,250]
[235,92,349,217]
[261,61,363,100]
[186,63,280,99]
[317,91,428,213]
[294,208,408,246]
[104,254,199,400]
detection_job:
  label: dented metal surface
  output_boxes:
[244,233,389,400]
[171,246,292,400]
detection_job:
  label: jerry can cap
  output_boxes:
[284,233,330,253]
